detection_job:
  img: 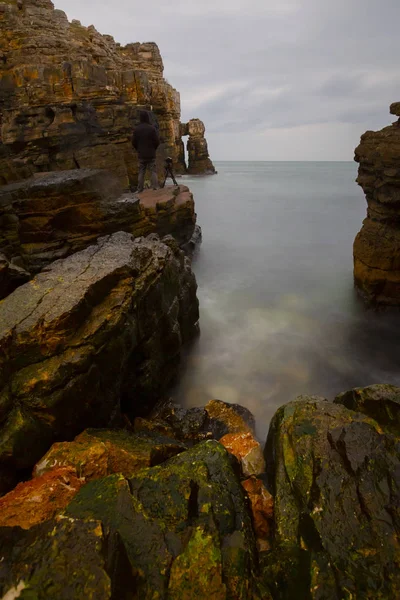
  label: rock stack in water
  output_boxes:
[0,0,215,186]
[181,119,216,175]
[354,102,400,305]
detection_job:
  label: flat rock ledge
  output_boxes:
[0,169,197,284]
[0,230,199,493]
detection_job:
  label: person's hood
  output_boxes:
[139,110,150,124]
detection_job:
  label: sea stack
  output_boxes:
[353,102,400,305]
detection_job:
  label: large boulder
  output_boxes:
[0,168,196,276]
[354,103,400,305]
[65,440,261,599]
[0,231,199,493]
[263,394,400,599]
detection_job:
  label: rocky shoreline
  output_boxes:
[1,1,400,598]
[0,385,399,598]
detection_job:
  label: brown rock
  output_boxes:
[181,118,216,175]
[220,431,266,476]
[0,168,196,275]
[354,102,400,305]
[34,429,186,481]
[205,399,256,438]
[242,476,274,551]
[0,466,83,529]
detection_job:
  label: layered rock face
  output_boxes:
[0,168,196,277]
[0,0,214,187]
[354,102,400,305]
[0,231,199,492]
[181,118,216,174]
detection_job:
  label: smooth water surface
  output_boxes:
[172,162,400,438]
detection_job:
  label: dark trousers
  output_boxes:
[138,158,159,192]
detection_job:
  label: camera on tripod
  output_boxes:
[162,157,179,188]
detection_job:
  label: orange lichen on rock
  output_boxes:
[219,431,266,476]
[0,466,83,529]
[33,428,186,482]
[241,476,274,552]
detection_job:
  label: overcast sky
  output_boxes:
[56,0,399,161]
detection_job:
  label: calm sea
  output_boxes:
[171,161,400,438]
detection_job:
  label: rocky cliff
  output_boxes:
[354,102,400,305]
[0,0,215,186]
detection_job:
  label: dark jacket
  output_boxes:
[132,111,160,160]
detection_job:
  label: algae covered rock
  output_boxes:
[335,383,400,436]
[0,231,198,493]
[263,395,400,599]
[0,517,112,599]
[66,440,259,599]
[34,428,186,481]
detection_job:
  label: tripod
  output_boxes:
[161,158,179,188]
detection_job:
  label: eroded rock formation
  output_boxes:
[354,102,400,305]
[0,0,215,186]
[0,231,199,492]
[0,168,196,275]
[181,118,216,174]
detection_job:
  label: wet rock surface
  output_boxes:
[0,389,399,598]
[136,397,256,443]
[0,518,112,599]
[65,440,259,599]
[263,393,400,599]
[220,431,266,477]
[335,383,400,435]
[0,466,83,530]
[0,231,199,492]
[34,428,187,482]
[354,102,400,305]
[0,168,196,276]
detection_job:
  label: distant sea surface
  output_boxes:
[171,161,400,438]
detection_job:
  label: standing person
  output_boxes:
[132,110,160,192]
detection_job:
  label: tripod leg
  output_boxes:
[161,169,168,188]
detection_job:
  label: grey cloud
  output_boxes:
[55,0,400,159]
